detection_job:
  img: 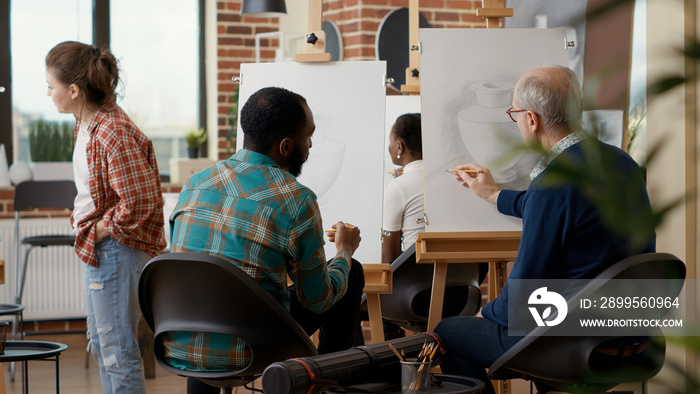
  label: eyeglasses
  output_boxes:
[506,107,529,123]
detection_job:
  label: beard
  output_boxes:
[288,145,308,177]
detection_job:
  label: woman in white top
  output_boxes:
[383,113,424,264]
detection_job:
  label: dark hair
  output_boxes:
[392,113,422,156]
[45,41,119,107]
[240,87,308,153]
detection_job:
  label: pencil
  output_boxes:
[428,345,438,361]
[388,343,405,361]
[387,170,404,174]
[446,169,484,174]
[324,225,356,233]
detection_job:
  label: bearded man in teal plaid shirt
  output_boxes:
[164,86,366,394]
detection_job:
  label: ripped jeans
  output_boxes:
[83,237,149,394]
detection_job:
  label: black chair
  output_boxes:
[138,252,318,392]
[488,252,686,393]
[371,244,485,332]
[13,180,77,308]
[11,180,77,381]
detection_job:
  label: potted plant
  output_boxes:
[28,119,75,180]
[185,128,207,159]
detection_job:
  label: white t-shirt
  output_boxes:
[382,159,425,250]
[72,122,95,234]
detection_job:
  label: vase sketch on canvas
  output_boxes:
[457,80,527,184]
[297,111,345,208]
[418,28,570,232]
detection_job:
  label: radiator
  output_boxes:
[0,218,85,320]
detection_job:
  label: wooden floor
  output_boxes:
[0,332,506,394]
[0,332,276,394]
[0,332,527,394]
[0,332,642,394]
[0,333,219,394]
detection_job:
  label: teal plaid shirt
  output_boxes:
[163,149,350,371]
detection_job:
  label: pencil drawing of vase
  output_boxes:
[457,80,525,183]
[297,111,345,207]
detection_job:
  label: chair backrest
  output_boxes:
[379,244,483,331]
[14,181,77,212]
[138,252,318,382]
[488,252,686,392]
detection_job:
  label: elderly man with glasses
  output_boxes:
[434,66,655,394]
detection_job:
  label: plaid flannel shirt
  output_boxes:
[163,149,350,371]
[72,100,166,267]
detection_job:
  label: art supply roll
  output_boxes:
[262,332,444,394]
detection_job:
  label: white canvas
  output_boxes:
[419,28,570,232]
[236,61,387,263]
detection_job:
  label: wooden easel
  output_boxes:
[400,0,513,93]
[400,0,421,94]
[414,2,516,393]
[295,0,332,62]
[476,0,513,28]
[415,231,519,332]
[415,231,519,392]
[361,264,393,343]
[414,0,517,332]
[416,232,519,394]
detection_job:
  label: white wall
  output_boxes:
[646,0,698,390]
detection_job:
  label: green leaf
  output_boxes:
[647,76,686,97]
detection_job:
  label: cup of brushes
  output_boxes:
[391,341,438,394]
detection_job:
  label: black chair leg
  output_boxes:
[16,246,34,306]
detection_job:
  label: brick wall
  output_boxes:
[0,185,183,219]
[324,0,486,60]
[0,1,489,212]
[215,0,487,160]
[216,0,282,159]
[0,188,14,219]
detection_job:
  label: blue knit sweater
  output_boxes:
[481,138,656,326]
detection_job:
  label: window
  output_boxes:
[627,0,647,163]
[10,0,92,162]
[111,0,200,176]
[3,0,204,178]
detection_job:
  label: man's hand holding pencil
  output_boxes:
[451,163,501,205]
[326,221,361,257]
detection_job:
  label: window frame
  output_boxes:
[0,0,11,162]
[0,0,206,167]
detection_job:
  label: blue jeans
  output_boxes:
[434,316,523,394]
[84,237,149,394]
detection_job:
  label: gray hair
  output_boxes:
[514,66,583,134]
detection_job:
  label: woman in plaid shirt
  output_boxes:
[46,41,166,394]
